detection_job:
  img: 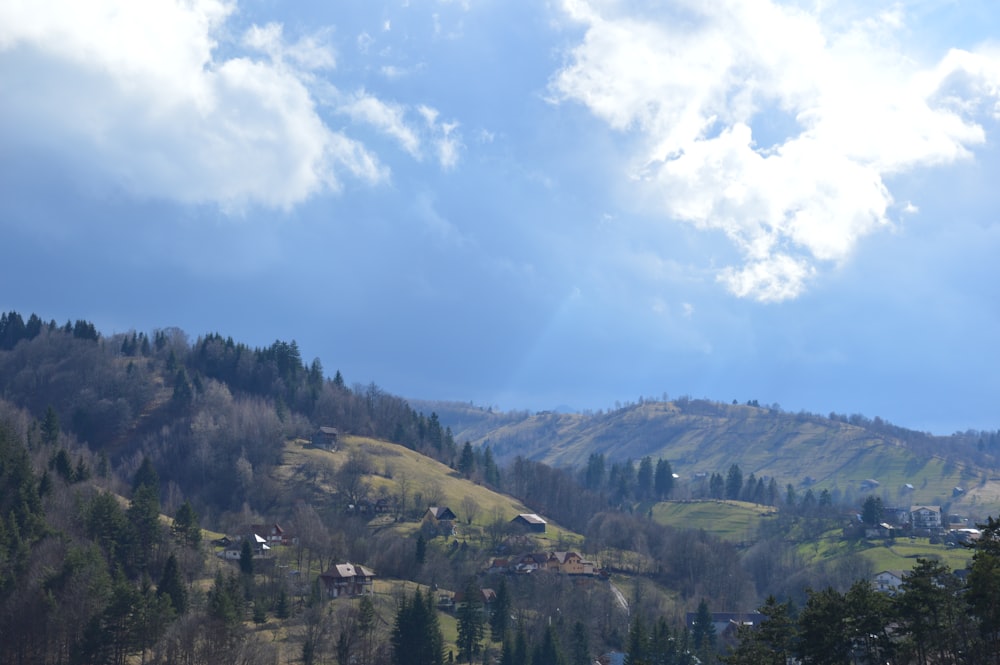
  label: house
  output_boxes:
[546,551,597,575]
[885,507,911,526]
[312,426,339,450]
[685,612,765,639]
[425,506,457,522]
[490,552,599,576]
[451,587,497,613]
[511,553,549,574]
[319,562,376,598]
[249,523,288,546]
[486,558,510,574]
[511,513,547,533]
[424,507,457,535]
[218,533,269,560]
[874,570,905,595]
[865,523,897,539]
[911,505,942,530]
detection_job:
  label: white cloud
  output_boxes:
[551,0,1000,301]
[418,105,463,169]
[0,0,383,210]
[340,92,422,157]
[357,31,375,54]
[244,22,336,70]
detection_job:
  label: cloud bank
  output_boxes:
[0,0,459,210]
[551,0,1000,301]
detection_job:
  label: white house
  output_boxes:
[874,570,905,595]
[910,505,942,530]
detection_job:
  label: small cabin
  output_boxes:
[312,426,339,450]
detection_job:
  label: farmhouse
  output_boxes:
[424,506,457,535]
[319,562,376,598]
[312,426,339,450]
[546,551,597,575]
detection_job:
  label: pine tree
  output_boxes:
[458,442,476,478]
[531,624,563,665]
[692,598,717,659]
[392,588,444,665]
[126,483,162,574]
[416,533,427,565]
[157,553,187,614]
[239,538,255,576]
[569,621,590,665]
[654,458,674,499]
[725,464,743,500]
[489,576,510,642]
[172,499,201,547]
[132,456,160,493]
[41,406,60,446]
[275,588,291,619]
[637,457,654,500]
[456,579,484,662]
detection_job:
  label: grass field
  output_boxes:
[857,538,974,573]
[650,500,776,542]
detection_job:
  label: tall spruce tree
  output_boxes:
[456,579,484,662]
[392,588,444,665]
[489,576,510,642]
[157,553,187,614]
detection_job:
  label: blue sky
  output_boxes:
[2,0,999,434]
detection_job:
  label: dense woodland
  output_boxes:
[2,310,1000,665]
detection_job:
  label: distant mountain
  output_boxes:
[413,398,1000,518]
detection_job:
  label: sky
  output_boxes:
[2,0,999,435]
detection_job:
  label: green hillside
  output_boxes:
[651,500,775,542]
[422,399,1000,519]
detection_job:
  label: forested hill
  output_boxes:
[0,311,462,516]
[2,309,999,518]
[411,397,1000,516]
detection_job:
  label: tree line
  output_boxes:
[723,520,1000,664]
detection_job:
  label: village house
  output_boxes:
[488,551,600,576]
[312,426,339,451]
[545,551,597,575]
[865,522,897,539]
[218,533,269,560]
[450,587,497,614]
[319,562,376,598]
[424,506,457,535]
[511,513,547,533]
[910,505,943,530]
[685,611,765,643]
[249,523,291,546]
[874,570,905,595]
[510,553,549,574]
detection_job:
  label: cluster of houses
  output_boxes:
[214,522,378,600]
[486,550,602,577]
[215,523,294,560]
[423,507,549,538]
[848,504,982,540]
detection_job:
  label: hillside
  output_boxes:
[273,433,580,545]
[4,311,1000,664]
[415,398,1000,518]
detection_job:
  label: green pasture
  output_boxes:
[651,500,775,542]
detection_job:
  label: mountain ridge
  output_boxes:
[411,397,1000,518]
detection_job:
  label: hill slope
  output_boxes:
[415,399,1000,518]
